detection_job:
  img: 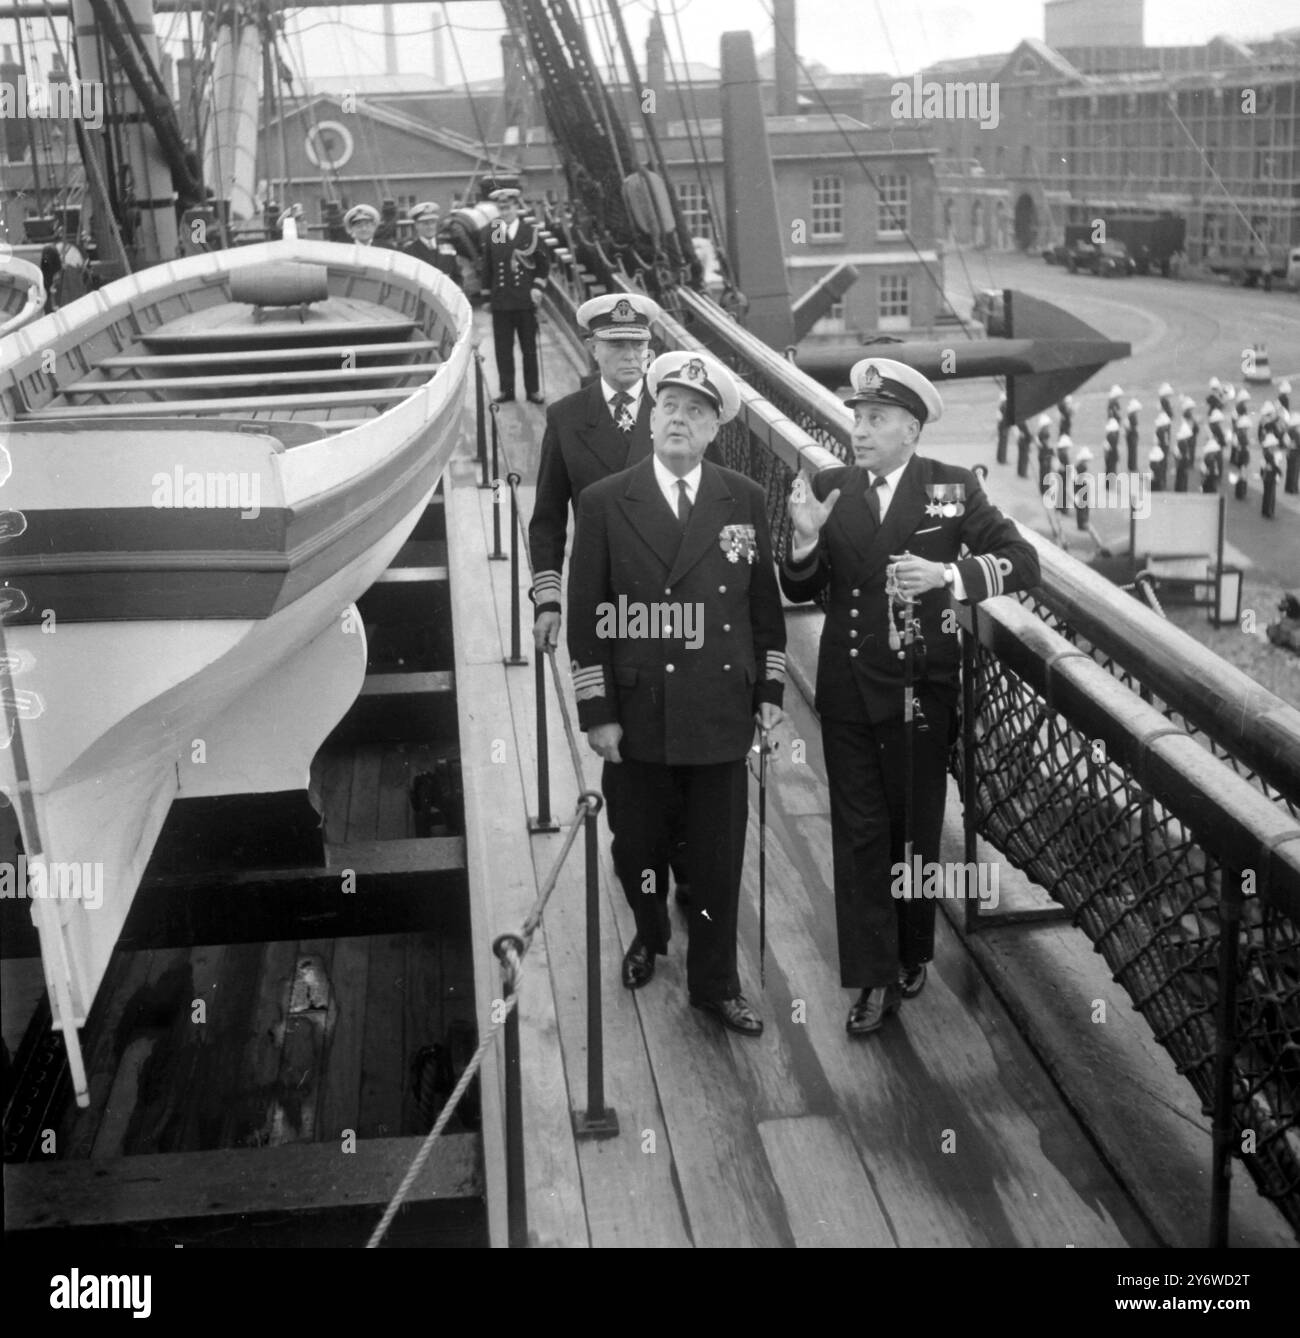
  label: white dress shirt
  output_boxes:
[653,455,701,519]
[602,377,644,423]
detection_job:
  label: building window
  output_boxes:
[811,175,844,239]
[675,180,713,240]
[877,174,908,236]
[878,274,910,331]
[811,299,845,335]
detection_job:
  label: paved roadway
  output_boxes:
[922,249,1300,587]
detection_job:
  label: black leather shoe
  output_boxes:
[492,392,515,405]
[674,882,691,907]
[526,393,546,405]
[846,984,901,1036]
[692,994,763,1037]
[900,963,927,999]
[621,936,655,990]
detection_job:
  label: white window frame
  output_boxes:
[811,174,844,240]
[877,173,909,237]
[674,180,713,240]
[878,273,910,331]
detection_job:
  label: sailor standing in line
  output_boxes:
[1057,395,1075,439]
[1180,396,1200,457]
[1107,384,1123,424]
[779,359,1039,1036]
[1124,399,1141,473]
[1103,414,1121,485]
[1280,380,1293,415]
[480,186,550,405]
[1174,421,1193,493]
[1015,421,1032,478]
[1232,417,1252,500]
[567,351,786,1037]
[1072,441,1092,532]
[1261,437,1281,519]
[1201,436,1223,494]
[995,394,1009,465]
[1035,415,1054,492]
[1148,441,1167,492]
[1206,377,1224,416]
[402,202,461,285]
[1157,382,1175,420]
[1257,402,1278,446]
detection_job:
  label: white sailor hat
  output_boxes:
[1279,379,1292,395]
[647,350,740,423]
[576,293,662,341]
[1260,401,1277,419]
[1058,433,1073,450]
[1036,413,1052,432]
[344,203,380,226]
[1154,410,1171,427]
[1208,408,1225,424]
[1105,417,1121,435]
[1202,438,1223,453]
[1222,382,1235,398]
[1157,382,1174,397]
[1075,445,1093,463]
[1180,395,1196,412]
[1108,384,1123,399]
[409,201,441,221]
[1177,421,1193,439]
[1209,376,1222,390]
[1061,394,1075,408]
[998,393,1006,405]
[844,357,942,424]
[1126,399,1141,415]
[489,186,523,204]
[1149,444,1165,462]
[1235,386,1251,402]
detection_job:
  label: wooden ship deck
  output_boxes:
[3,316,1293,1249]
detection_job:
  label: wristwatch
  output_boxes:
[942,564,955,587]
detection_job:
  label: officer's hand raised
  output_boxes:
[587,722,623,763]
[789,469,841,546]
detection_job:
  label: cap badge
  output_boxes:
[684,357,707,383]
[612,299,636,322]
[859,365,883,394]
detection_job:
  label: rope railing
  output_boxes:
[524,223,1300,1243]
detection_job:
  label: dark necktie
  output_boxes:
[610,390,632,430]
[866,472,886,527]
[676,478,692,528]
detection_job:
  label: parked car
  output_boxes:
[1066,238,1135,277]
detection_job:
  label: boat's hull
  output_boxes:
[0,241,473,1099]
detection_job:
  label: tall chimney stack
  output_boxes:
[774,0,797,116]
[646,13,667,117]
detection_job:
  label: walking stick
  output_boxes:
[885,563,928,901]
[758,724,770,988]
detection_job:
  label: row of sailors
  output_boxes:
[341,200,463,285]
[997,379,1299,508]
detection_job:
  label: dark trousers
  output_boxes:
[822,702,954,989]
[995,423,1008,464]
[603,756,747,1002]
[491,307,539,396]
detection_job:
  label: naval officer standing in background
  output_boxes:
[480,186,550,404]
[567,352,787,1037]
[780,358,1039,1038]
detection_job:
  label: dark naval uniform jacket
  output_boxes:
[780,455,1040,723]
[402,235,461,285]
[529,378,654,612]
[480,217,550,311]
[568,458,786,766]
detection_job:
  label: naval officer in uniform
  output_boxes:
[480,186,550,404]
[343,203,391,247]
[567,351,787,1036]
[780,358,1039,1036]
[402,202,461,285]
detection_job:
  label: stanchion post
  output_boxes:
[489,404,506,561]
[493,934,528,1248]
[1209,860,1242,1249]
[573,791,618,1140]
[504,473,526,667]
[962,611,981,935]
[475,351,489,490]
[528,652,560,833]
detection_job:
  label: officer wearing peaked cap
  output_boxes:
[780,358,1039,1036]
[344,203,391,247]
[567,349,785,1038]
[481,186,550,403]
[402,201,461,286]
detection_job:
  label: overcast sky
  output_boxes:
[276,0,1299,83]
